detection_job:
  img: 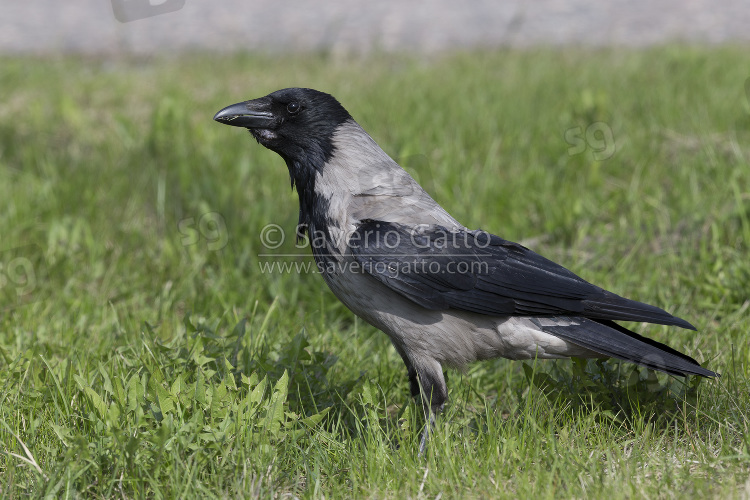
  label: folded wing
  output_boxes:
[349,220,715,377]
[349,220,696,329]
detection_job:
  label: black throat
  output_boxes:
[284,155,332,241]
[250,88,353,250]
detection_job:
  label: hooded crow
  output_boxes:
[214,87,717,451]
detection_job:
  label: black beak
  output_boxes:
[213,99,277,129]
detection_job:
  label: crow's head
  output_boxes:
[214,88,355,230]
[214,88,352,167]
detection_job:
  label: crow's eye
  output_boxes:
[287,102,300,114]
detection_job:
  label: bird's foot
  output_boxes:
[417,410,436,457]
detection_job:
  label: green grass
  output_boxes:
[1,46,749,498]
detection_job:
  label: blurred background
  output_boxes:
[3,0,750,54]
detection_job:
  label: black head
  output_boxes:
[214,88,352,235]
[213,88,352,167]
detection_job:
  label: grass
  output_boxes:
[0,46,749,497]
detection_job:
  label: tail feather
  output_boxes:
[540,317,717,378]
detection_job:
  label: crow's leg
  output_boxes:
[407,365,420,400]
[392,344,421,401]
[418,409,437,457]
[412,358,446,457]
[392,345,447,455]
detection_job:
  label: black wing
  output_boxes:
[349,221,696,330]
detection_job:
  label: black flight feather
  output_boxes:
[349,221,696,329]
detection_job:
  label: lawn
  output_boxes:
[1,47,749,498]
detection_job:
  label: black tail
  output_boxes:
[541,318,718,378]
